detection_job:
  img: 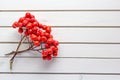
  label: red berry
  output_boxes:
[32,22,39,27]
[46,26,51,33]
[40,32,44,36]
[41,36,47,42]
[47,55,52,60]
[45,44,50,48]
[50,46,56,50]
[49,35,53,38]
[36,30,42,36]
[18,28,23,33]
[39,23,43,28]
[47,48,53,55]
[44,32,50,38]
[55,47,58,51]
[28,29,33,34]
[23,19,29,26]
[18,17,25,22]
[34,41,40,46]
[30,34,38,41]
[30,14,35,18]
[37,36,41,41]
[42,25,47,30]
[26,22,32,29]
[42,50,48,56]
[12,21,18,28]
[47,38,53,44]
[25,12,31,18]
[53,40,59,46]
[24,30,29,36]
[32,27,39,31]
[30,18,36,22]
[25,18,31,22]
[18,22,23,28]
[53,52,58,57]
[42,56,47,60]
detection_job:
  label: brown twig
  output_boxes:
[10,36,25,70]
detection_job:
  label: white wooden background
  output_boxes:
[0,0,120,80]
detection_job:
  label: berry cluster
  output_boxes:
[12,12,59,61]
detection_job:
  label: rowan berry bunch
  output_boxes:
[7,12,59,69]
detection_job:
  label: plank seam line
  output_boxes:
[1,26,120,28]
[1,42,120,44]
[1,72,120,75]
[1,9,120,12]
[1,57,120,59]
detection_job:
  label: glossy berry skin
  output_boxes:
[42,56,47,60]
[18,22,23,28]
[25,12,31,18]
[24,31,29,36]
[23,20,29,26]
[30,34,38,41]
[18,17,25,22]
[53,52,58,57]
[53,40,59,46]
[42,50,48,56]
[12,21,18,28]
[18,28,23,33]
[26,22,32,29]
[47,38,53,44]
[32,22,39,27]
[41,36,47,42]
[47,55,52,60]
[45,44,50,48]
[34,41,40,46]
[46,26,51,33]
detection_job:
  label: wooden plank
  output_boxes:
[0,12,120,26]
[0,74,80,80]
[1,74,120,80]
[82,75,120,80]
[0,58,120,73]
[0,0,120,10]
[1,44,120,58]
[0,28,120,43]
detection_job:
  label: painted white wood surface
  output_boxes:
[82,75,120,80]
[0,58,120,73]
[0,74,81,80]
[0,0,120,10]
[0,28,120,43]
[0,0,120,79]
[1,74,120,80]
[0,12,120,26]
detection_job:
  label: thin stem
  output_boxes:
[10,36,25,70]
[5,47,32,55]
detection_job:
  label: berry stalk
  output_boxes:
[10,36,25,70]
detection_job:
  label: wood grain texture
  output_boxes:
[1,44,120,58]
[0,28,120,43]
[0,58,120,73]
[0,12,120,26]
[0,0,120,10]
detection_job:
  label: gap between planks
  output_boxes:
[1,56,120,59]
[1,9,120,12]
[1,26,120,28]
[0,42,120,44]
[1,72,120,75]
